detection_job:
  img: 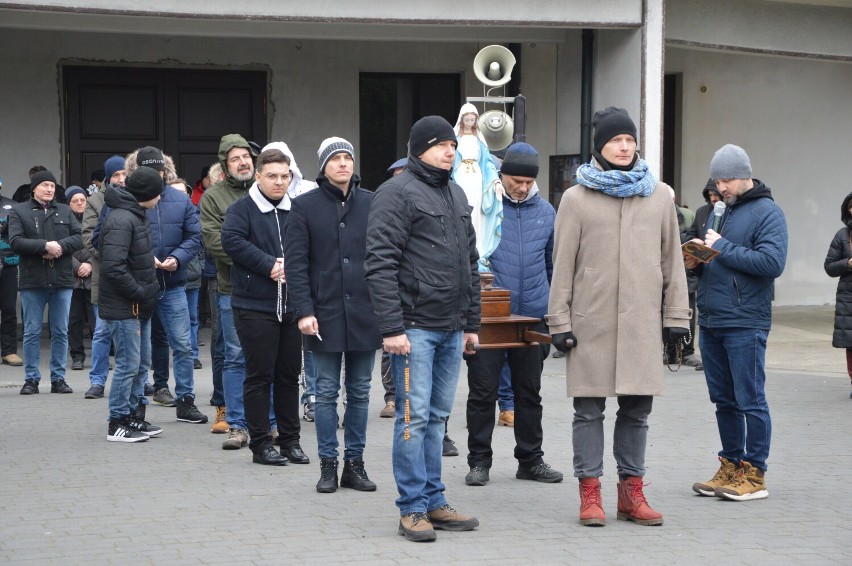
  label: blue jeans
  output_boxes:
[185,287,200,359]
[218,294,275,430]
[699,326,772,472]
[313,350,375,460]
[391,329,462,515]
[497,357,514,411]
[20,287,72,382]
[301,349,317,404]
[151,286,195,400]
[88,304,111,387]
[107,318,150,421]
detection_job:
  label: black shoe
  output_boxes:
[442,435,459,457]
[516,462,564,483]
[193,358,202,370]
[465,467,490,486]
[252,446,289,466]
[281,444,310,464]
[144,383,155,396]
[128,404,163,437]
[71,359,84,370]
[84,384,105,399]
[20,380,39,395]
[50,379,73,394]
[316,458,339,493]
[340,457,377,491]
[175,396,208,423]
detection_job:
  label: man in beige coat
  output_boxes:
[546,107,690,527]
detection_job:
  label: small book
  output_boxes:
[682,241,720,263]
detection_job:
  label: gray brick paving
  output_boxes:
[1,306,850,565]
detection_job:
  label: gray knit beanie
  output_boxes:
[710,144,752,180]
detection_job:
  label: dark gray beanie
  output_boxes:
[501,142,539,178]
[137,146,165,172]
[592,107,637,152]
[30,170,57,191]
[126,166,164,203]
[409,116,456,158]
[709,144,752,180]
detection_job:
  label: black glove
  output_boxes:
[663,327,689,346]
[552,332,577,353]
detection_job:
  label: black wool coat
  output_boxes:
[284,177,381,353]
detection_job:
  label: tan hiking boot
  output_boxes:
[428,504,479,531]
[2,353,23,366]
[398,512,436,542]
[578,477,606,526]
[222,428,248,450]
[617,477,663,526]
[692,457,737,496]
[211,406,228,434]
[498,410,515,427]
[380,401,395,418]
[714,461,768,501]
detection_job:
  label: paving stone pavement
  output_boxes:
[1,306,850,565]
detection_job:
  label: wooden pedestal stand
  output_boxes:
[477,272,551,349]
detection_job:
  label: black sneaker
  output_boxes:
[71,359,84,370]
[107,419,149,443]
[193,358,202,370]
[516,462,564,483]
[175,396,208,423]
[465,467,490,486]
[50,379,73,394]
[316,459,339,493]
[129,404,163,437]
[442,435,459,457]
[20,380,39,395]
[84,384,105,399]
[144,383,156,396]
[340,458,377,491]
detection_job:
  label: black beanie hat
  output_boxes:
[501,142,540,178]
[126,167,163,203]
[30,170,57,191]
[592,107,637,152]
[137,146,166,171]
[409,116,456,158]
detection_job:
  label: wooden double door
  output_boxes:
[64,66,267,187]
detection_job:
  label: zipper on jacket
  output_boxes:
[732,276,741,305]
[515,203,524,313]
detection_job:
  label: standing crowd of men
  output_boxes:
[1,105,787,541]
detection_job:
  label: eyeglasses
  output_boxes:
[264,173,293,183]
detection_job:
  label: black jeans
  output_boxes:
[233,307,301,453]
[68,287,94,362]
[465,322,550,469]
[0,264,18,356]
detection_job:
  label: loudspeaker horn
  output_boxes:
[478,110,515,151]
[473,45,516,88]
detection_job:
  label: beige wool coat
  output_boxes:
[545,179,691,397]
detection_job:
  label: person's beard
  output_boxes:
[233,168,254,182]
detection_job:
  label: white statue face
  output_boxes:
[462,113,477,131]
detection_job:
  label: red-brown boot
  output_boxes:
[578,477,606,526]
[616,476,663,526]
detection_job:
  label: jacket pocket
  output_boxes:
[413,202,448,244]
[411,265,454,314]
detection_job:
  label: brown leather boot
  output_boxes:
[578,477,606,526]
[617,476,663,526]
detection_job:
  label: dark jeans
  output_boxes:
[68,287,94,362]
[465,324,550,469]
[233,307,301,453]
[0,264,18,356]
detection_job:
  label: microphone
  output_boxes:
[709,201,726,233]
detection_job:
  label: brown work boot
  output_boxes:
[714,461,768,501]
[427,504,479,531]
[617,476,663,526]
[498,410,515,427]
[578,477,606,526]
[211,406,228,434]
[398,512,436,542]
[692,457,737,496]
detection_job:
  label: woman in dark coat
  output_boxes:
[824,190,852,398]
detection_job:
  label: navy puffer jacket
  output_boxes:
[147,186,201,289]
[489,187,554,318]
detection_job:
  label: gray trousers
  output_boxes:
[572,395,653,479]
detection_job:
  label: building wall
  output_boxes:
[667,46,852,305]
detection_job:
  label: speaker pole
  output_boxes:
[513,94,526,143]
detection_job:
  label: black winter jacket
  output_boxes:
[285,176,382,352]
[8,198,83,289]
[365,155,481,336]
[824,191,852,348]
[97,187,159,320]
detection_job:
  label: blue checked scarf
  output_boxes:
[576,158,656,198]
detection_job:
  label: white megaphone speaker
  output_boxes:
[473,45,516,88]
[478,110,515,151]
